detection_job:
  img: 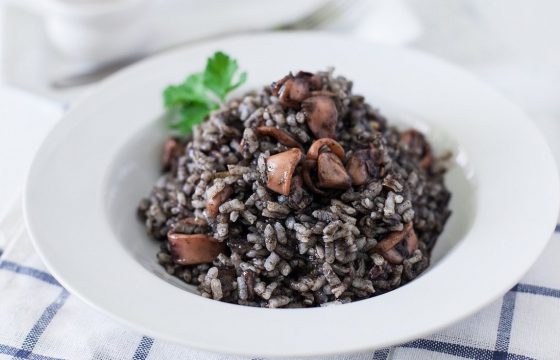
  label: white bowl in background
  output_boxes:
[40,0,150,63]
[24,33,559,357]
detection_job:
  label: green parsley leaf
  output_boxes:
[163,73,209,107]
[203,51,247,101]
[168,102,218,133]
[162,51,247,134]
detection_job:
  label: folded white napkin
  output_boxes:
[1,191,559,360]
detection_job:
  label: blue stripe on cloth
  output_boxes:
[0,261,60,286]
[495,290,517,354]
[514,283,560,298]
[555,223,560,233]
[401,339,535,360]
[0,344,64,360]
[372,347,391,359]
[507,355,539,360]
[132,336,154,360]
[14,289,70,360]
[403,339,495,359]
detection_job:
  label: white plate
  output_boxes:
[24,33,560,357]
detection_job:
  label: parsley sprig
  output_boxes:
[163,51,247,134]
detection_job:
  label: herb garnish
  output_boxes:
[163,51,247,134]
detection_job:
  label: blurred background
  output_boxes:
[1,0,559,219]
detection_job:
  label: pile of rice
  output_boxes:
[138,69,451,308]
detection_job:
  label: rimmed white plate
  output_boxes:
[24,33,560,358]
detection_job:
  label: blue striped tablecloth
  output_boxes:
[0,199,559,359]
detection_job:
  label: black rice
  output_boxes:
[138,69,451,308]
